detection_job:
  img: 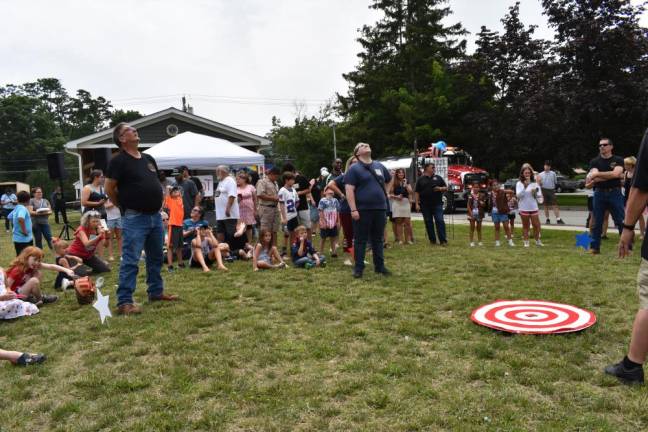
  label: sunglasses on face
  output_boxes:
[599,143,611,148]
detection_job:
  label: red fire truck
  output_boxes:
[417,146,489,213]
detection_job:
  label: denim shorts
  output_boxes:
[107,218,122,230]
[491,212,509,224]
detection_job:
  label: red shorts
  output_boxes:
[519,210,539,217]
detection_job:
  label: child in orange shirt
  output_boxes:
[164,186,185,271]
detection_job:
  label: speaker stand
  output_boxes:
[57,179,74,240]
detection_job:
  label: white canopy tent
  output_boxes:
[144,131,264,169]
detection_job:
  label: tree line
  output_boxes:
[0,78,141,193]
[270,0,648,179]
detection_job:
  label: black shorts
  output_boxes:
[216,219,237,237]
[508,213,516,221]
[587,196,593,212]
[287,217,299,232]
[14,240,33,256]
[190,256,214,268]
[320,227,338,238]
[169,226,183,249]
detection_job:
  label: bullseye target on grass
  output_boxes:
[471,300,596,334]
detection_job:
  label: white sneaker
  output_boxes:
[343,259,353,266]
[524,240,530,248]
[508,239,515,247]
[470,242,475,247]
[478,242,483,247]
[536,240,544,247]
[495,240,501,247]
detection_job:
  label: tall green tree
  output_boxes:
[339,0,467,157]
[542,0,648,158]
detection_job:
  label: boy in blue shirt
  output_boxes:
[10,191,33,255]
[291,225,325,269]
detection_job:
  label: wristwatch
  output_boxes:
[622,223,636,231]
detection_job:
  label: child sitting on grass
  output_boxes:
[5,246,75,305]
[253,229,287,271]
[190,225,228,272]
[291,225,325,269]
[227,220,255,261]
[0,267,39,320]
[52,238,85,290]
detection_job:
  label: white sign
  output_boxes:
[423,157,448,184]
[196,175,214,198]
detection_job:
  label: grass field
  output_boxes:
[1,218,647,431]
[556,194,588,208]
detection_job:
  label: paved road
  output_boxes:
[412,208,605,233]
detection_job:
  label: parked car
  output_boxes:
[503,178,518,190]
[555,175,581,193]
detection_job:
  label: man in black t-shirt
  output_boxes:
[415,162,448,245]
[588,138,625,254]
[605,129,648,385]
[105,122,178,315]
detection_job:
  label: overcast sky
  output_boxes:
[2,0,646,138]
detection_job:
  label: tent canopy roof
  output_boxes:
[144,131,264,169]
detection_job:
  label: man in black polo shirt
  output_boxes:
[605,129,648,385]
[415,162,448,245]
[105,122,178,315]
[588,138,625,254]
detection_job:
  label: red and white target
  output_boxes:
[471,300,596,334]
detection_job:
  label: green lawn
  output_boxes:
[557,194,588,208]
[1,219,647,431]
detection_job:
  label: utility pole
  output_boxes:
[332,123,337,160]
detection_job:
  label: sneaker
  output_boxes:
[352,271,363,279]
[167,266,175,272]
[524,240,530,248]
[470,242,475,247]
[331,252,338,258]
[319,261,326,268]
[495,240,501,247]
[41,294,58,304]
[117,303,142,315]
[375,268,391,276]
[508,239,515,247]
[589,249,600,255]
[478,242,483,247]
[602,235,609,240]
[343,259,353,266]
[536,240,544,247]
[546,219,551,224]
[604,360,644,385]
[15,353,46,366]
[557,219,565,225]
[304,262,314,270]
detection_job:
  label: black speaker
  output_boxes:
[93,148,113,171]
[47,152,67,180]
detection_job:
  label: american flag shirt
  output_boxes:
[318,197,340,229]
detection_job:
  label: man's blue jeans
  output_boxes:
[117,210,164,306]
[352,210,387,274]
[591,188,625,251]
[421,203,446,243]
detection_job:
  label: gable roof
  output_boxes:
[64,107,271,150]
